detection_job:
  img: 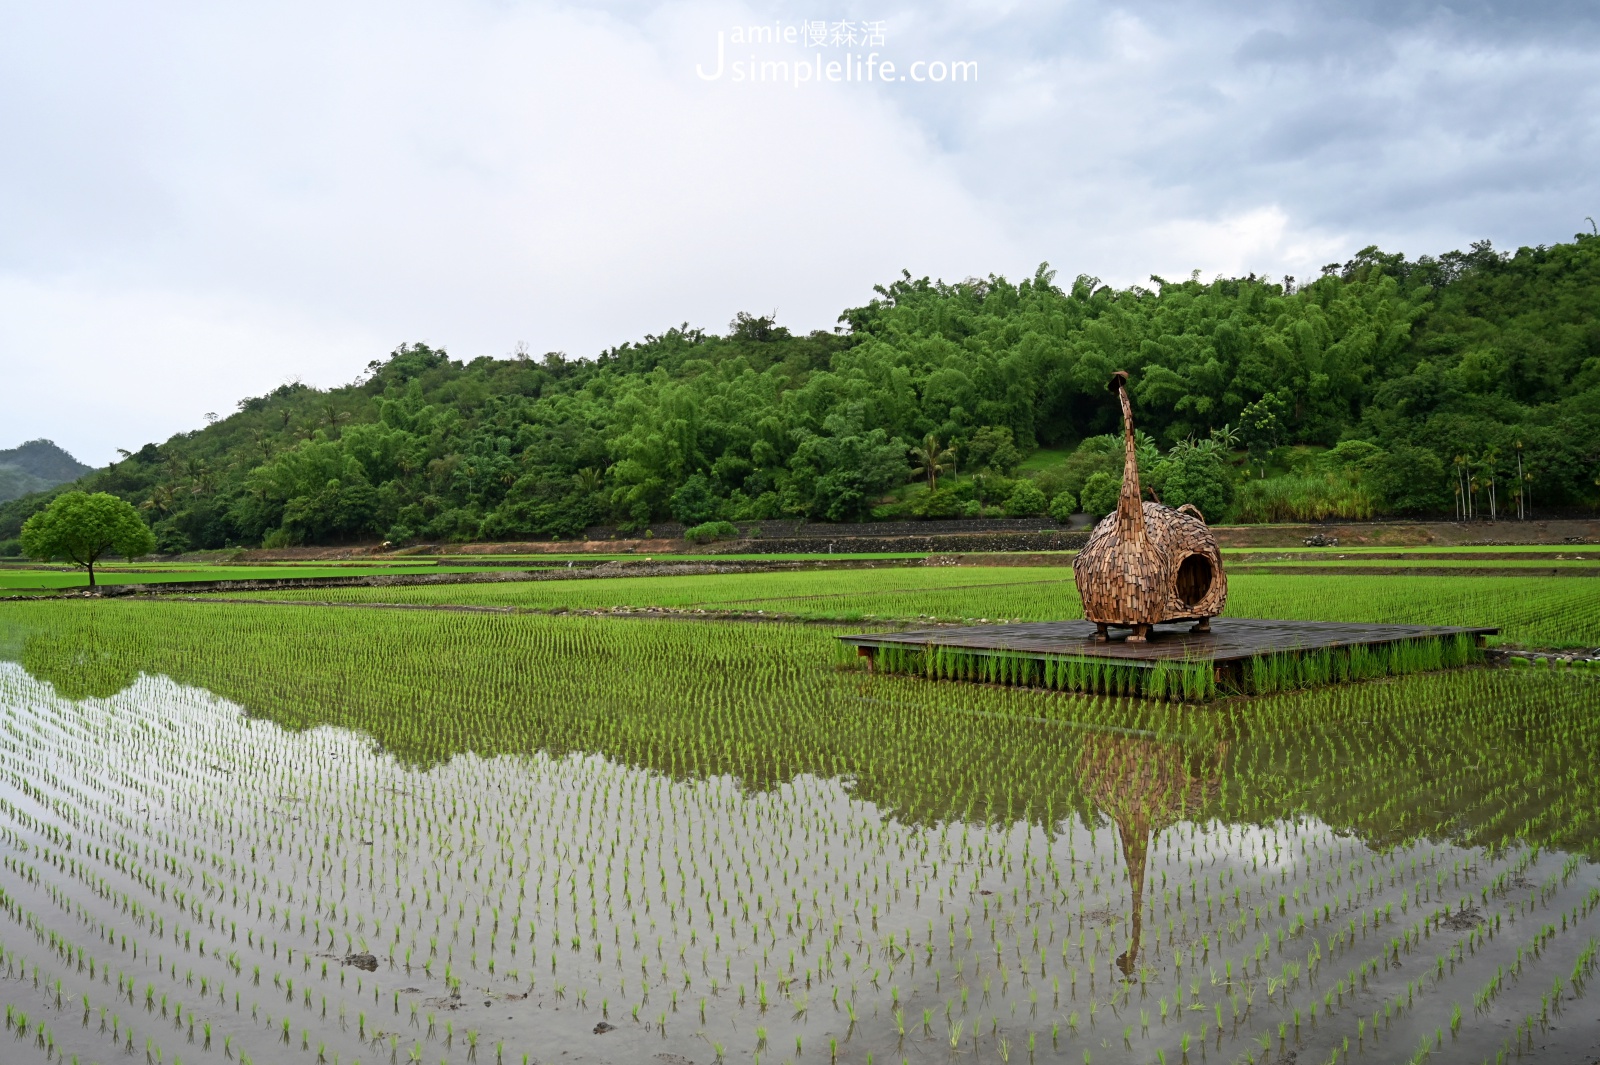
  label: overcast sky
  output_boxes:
[2,0,1597,467]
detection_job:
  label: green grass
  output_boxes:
[0,562,533,592]
[1229,558,1599,569]
[1222,544,1600,555]
[1013,446,1074,473]
[864,641,1221,700]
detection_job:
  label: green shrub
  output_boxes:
[965,426,1022,474]
[1152,446,1235,522]
[1003,480,1048,517]
[684,520,740,544]
[910,481,975,518]
[1079,471,1120,519]
[669,475,719,525]
[1048,491,1076,523]
[1370,445,1450,514]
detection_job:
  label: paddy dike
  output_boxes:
[49,556,935,598]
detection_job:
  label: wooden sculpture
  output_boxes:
[1072,371,1227,642]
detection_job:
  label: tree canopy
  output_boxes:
[20,491,156,584]
[3,233,1598,551]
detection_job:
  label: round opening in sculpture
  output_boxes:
[1175,553,1213,608]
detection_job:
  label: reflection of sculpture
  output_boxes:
[1075,731,1228,978]
[1072,371,1227,642]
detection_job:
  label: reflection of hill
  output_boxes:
[1076,732,1228,977]
[1,600,1595,860]
[13,626,140,701]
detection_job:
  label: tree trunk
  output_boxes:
[87,560,96,587]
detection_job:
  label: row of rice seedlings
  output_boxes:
[858,633,1484,700]
[865,642,1217,701]
[1239,633,1485,695]
[205,569,1600,647]
[0,599,1596,1064]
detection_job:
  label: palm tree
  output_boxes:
[909,433,955,491]
[141,484,177,518]
[183,456,214,497]
[321,403,351,436]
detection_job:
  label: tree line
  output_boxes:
[3,233,1598,552]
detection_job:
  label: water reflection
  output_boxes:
[2,599,1597,862]
[1077,730,1228,978]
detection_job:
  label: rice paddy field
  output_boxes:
[208,568,1600,648]
[1,564,1598,1065]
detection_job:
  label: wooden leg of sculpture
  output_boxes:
[1190,618,1211,633]
[1127,623,1150,643]
[1095,623,1109,642]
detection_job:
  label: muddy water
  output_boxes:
[1,660,1598,1065]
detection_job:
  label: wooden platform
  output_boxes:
[841,618,1499,669]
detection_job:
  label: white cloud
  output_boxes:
[0,0,1596,465]
[0,276,378,461]
[0,1,1018,465]
[1148,206,1348,283]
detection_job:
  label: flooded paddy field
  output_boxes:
[0,599,1597,1065]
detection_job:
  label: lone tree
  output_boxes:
[21,491,156,587]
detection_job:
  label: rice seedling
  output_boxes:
[205,567,1600,647]
[0,596,1594,1064]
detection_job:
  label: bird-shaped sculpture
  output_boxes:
[1072,370,1228,642]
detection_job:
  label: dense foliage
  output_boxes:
[4,235,1598,550]
[19,491,156,585]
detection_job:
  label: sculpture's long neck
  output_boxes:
[1117,384,1145,542]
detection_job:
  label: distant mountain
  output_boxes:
[0,439,93,503]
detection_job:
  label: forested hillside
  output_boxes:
[0,440,92,504]
[5,235,1598,552]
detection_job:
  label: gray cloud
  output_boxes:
[0,0,1596,464]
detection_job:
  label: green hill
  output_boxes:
[0,440,92,504]
[3,235,1598,553]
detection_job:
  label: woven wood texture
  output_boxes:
[1072,371,1228,639]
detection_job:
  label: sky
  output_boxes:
[2,0,1597,467]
